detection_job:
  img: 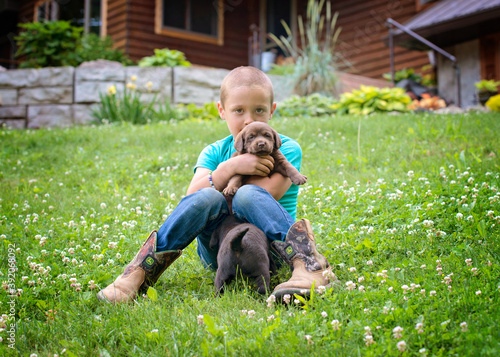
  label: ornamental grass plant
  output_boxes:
[1,112,499,356]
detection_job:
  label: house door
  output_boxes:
[251,0,296,69]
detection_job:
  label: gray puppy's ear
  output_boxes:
[234,130,245,152]
[272,128,282,150]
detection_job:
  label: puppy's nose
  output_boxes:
[257,141,265,148]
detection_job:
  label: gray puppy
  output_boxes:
[210,215,276,295]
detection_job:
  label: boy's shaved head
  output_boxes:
[220,66,274,107]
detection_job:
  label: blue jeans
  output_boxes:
[155,185,295,270]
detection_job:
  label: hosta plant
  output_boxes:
[332,85,411,115]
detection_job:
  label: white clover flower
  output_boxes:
[331,319,341,330]
[321,311,328,318]
[393,326,403,339]
[197,315,204,325]
[397,340,407,352]
[366,260,373,265]
[349,267,356,272]
[429,290,437,297]
[364,334,375,346]
[415,322,424,333]
[266,295,276,308]
[247,310,256,318]
[460,322,468,332]
[359,285,365,292]
[345,281,356,291]
[304,335,313,345]
[283,294,291,304]
[475,290,481,295]
[267,314,275,322]
[100,203,107,209]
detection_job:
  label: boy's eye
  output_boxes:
[235,109,243,114]
[256,108,264,114]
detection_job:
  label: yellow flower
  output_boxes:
[107,85,116,95]
[146,81,153,88]
[126,82,136,90]
[130,75,137,82]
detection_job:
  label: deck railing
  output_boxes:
[386,18,461,107]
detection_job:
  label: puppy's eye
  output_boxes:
[264,133,272,138]
[248,135,254,140]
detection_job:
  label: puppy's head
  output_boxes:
[234,122,281,155]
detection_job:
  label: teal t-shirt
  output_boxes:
[194,133,302,220]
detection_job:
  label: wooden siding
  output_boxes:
[332,0,430,79]
[106,0,257,69]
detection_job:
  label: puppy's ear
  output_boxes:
[234,131,245,153]
[272,128,282,150]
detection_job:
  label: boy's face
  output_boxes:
[218,86,276,138]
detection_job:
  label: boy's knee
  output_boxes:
[233,185,267,207]
[192,188,227,211]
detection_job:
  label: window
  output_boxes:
[156,0,224,46]
[34,0,104,35]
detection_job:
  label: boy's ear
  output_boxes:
[270,102,277,118]
[217,101,225,120]
[234,131,245,152]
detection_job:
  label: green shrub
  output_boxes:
[475,79,500,93]
[332,85,411,115]
[15,20,83,68]
[177,102,219,121]
[276,93,337,117]
[138,48,191,67]
[92,77,157,124]
[77,33,134,65]
[268,0,347,96]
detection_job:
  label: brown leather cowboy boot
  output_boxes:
[270,219,339,301]
[97,231,181,304]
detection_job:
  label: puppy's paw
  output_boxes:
[291,174,307,185]
[223,186,238,196]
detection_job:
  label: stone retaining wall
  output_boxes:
[0,64,291,129]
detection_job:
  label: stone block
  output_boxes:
[75,81,124,103]
[126,67,172,94]
[27,105,73,128]
[72,104,98,125]
[174,67,228,105]
[19,87,73,104]
[75,66,125,82]
[0,89,18,105]
[0,106,26,119]
[0,67,74,88]
[0,119,26,129]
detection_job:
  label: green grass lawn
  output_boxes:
[1,112,499,356]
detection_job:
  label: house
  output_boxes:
[389,0,500,107]
[1,1,428,78]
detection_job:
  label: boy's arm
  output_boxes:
[245,173,292,201]
[186,154,274,195]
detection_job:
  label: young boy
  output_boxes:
[97,66,333,304]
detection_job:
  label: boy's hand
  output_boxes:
[236,154,274,176]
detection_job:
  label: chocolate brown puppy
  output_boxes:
[222,122,307,196]
[209,215,276,295]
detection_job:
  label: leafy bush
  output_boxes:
[276,94,337,117]
[176,102,219,121]
[269,0,347,96]
[138,48,191,68]
[332,85,411,115]
[77,33,134,65]
[15,20,82,68]
[474,79,500,93]
[92,76,157,124]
